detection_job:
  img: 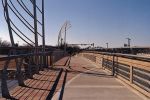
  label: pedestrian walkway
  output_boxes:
[53,56,145,100]
[0,56,147,100]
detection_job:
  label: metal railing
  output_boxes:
[80,51,150,98]
[0,50,67,99]
[0,51,51,98]
[2,0,45,47]
[2,0,46,70]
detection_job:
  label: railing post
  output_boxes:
[112,55,115,76]
[44,55,48,67]
[51,55,55,67]
[49,55,51,67]
[50,54,53,66]
[1,60,11,98]
[47,55,49,67]
[33,0,39,74]
[96,54,98,64]
[40,55,44,70]
[102,57,104,69]
[27,56,33,78]
[130,65,133,83]
[16,58,25,86]
[42,0,46,68]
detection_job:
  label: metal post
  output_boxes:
[33,0,39,73]
[27,56,33,78]
[126,38,131,47]
[102,57,104,69]
[64,26,67,53]
[112,55,115,76]
[42,0,46,68]
[33,0,38,47]
[47,55,49,67]
[106,43,108,49]
[50,54,52,66]
[4,0,15,47]
[16,58,25,86]
[1,60,11,98]
[40,55,44,70]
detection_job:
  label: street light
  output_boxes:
[106,43,108,49]
[126,38,131,47]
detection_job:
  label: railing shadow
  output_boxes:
[68,67,112,78]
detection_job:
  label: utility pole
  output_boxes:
[106,43,108,49]
[126,38,131,47]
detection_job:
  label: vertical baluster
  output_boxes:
[40,54,44,71]
[16,58,25,86]
[49,54,51,66]
[115,56,118,76]
[45,55,47,67]
[28,56,33,78]
[102,57,104,69]
[50,54,52,66]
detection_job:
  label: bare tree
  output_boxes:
[22,43,34,47]
[0,38,11,47]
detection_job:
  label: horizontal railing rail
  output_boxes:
[0,52,51,61]
[82,51,150,62]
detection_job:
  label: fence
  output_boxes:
[80,51,150,98]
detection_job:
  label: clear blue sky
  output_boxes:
[0,0,150,48]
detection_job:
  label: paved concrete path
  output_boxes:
[59,56,144,100]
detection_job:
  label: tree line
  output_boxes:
[0,38,11,47]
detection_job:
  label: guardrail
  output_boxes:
[79,51,150,98]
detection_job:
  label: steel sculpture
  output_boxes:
[58,21,71,52]
[1,0,46,98]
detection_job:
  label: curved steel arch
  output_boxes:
[1,1,47,98]
[58,21,71,49]
[17,0,43,25]
[2,0,45,49]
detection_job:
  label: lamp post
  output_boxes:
[126,38,131,47]
[106,43,108,49]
